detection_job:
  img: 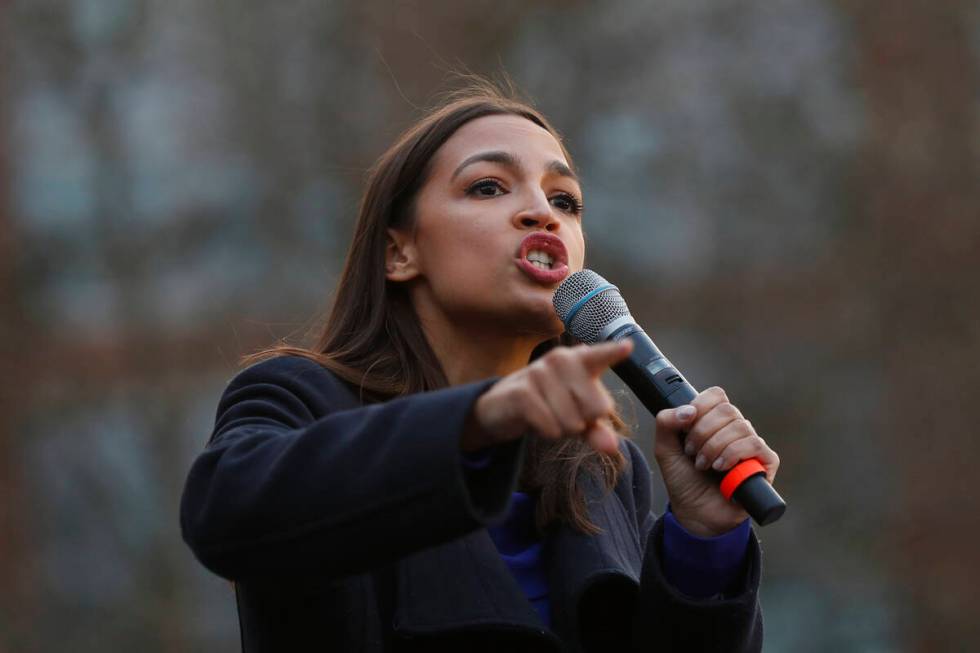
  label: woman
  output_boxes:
[180,81,780,652]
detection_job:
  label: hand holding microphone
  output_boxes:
[652,386,780,536]
[461,268,785,532]
[553,270,786,530]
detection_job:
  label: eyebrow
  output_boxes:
[450,150,578,182]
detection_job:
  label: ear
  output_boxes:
[384,228,420,283]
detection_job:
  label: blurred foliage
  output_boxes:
[1,1,977,651]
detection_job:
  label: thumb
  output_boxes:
[654,404,697,456]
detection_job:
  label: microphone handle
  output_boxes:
[607,323,786,526]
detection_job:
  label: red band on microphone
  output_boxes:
[720,458,767,501]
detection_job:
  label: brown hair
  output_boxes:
[244,78,628,534]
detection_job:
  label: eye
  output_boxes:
[550,192,584,215]
[466,178,507,198]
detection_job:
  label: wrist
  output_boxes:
[669,505,742,538]
[460,397,493,454]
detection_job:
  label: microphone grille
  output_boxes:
[552,270,632,343]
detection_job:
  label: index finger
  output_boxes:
[578,339,634,375]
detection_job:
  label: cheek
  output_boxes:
[567,232,586,271]
[417,218,508,287]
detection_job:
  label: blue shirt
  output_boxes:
[486,492,551,624]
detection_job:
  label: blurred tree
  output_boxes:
[845,0,980,649]
[1,4,37,650]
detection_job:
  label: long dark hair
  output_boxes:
[244,79,628,534]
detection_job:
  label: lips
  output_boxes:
[515,232,570,285]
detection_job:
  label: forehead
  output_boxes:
[433,114,569,173]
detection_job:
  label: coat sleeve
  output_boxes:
[623,438,764,653]
[179,355,522,583]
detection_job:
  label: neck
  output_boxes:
[415,306,549,386]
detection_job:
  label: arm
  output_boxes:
[661,504,750,600]
[624,439,764,653]
[179,355,521,583]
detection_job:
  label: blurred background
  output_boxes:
[2,1,978,651]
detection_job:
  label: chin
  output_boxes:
[514,298,565,339]
[486,272,567,337]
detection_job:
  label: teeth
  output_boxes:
[527,249,555,268]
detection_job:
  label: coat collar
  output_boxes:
[392,470,644,649]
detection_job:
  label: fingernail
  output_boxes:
[695,454,706,470]
[684,441,695,456]
[677,405,696,420]
[712,457,724,470]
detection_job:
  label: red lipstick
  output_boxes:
[515,233,570,285]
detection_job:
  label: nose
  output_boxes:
[512,191,560,232]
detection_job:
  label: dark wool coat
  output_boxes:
[180,355,764,652]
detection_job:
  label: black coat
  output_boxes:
[180,355,764,652]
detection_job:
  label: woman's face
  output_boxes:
[389,113,586,338]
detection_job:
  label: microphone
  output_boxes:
[553,270,786,526]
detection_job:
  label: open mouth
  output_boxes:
[518,233,568,267]
[515,232,570,284]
